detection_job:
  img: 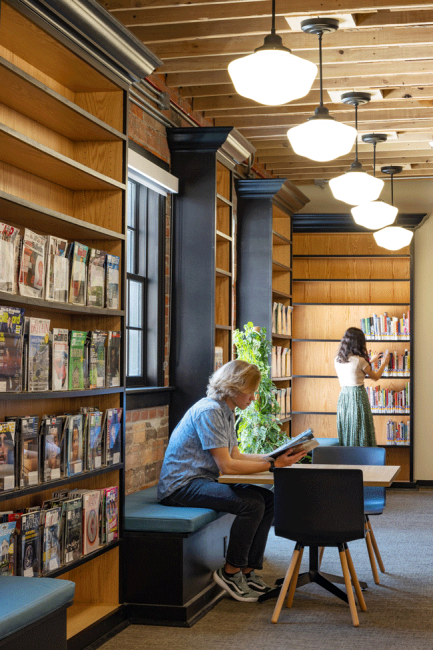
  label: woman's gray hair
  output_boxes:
[207,360,261,401]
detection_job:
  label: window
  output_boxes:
[126,178,166,387]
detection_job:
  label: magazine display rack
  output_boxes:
[235,179,309,436]
[0,2,159,649]
[291,229,414,482]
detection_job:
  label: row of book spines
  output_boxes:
[272,302,292,336]
[272,387,291,419]
[386,419,410,444]
[366,382,410,412]
[360,310,410,338]
[272,347,291,378]
[370,350,410,375]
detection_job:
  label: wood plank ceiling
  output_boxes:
[99,0,433,187]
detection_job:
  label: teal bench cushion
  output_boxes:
[316,437,339,446]
[124,485,228,534]
[0,576,75,640]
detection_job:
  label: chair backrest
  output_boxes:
[273,468,365,546]
[312,446,386,512]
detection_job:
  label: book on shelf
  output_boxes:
[104,486,118,544]
[0,420,16,492]
[65,414,84,477]
[68,330,88,390]
[387,419,410,446]
[214,346,223,371]
[18,228,47,299]
[68,242,89,306]
[272,345,291,378]
[105,254,120,309]
[63,497,82,565]
[40,416,64,482]
[272,302,292,336]
[0,521,16,575]
[17,510,41,577]
[28,317,50,392]
[266,428,318,459]
[105,408,122,466]
[42,506,62,575]
[106,331,121,387]
[361,310,410,340]
[18,416,40,488]
[86,410,103,471]
[366,381,410,413]
[45,235,69,303]
[52,328,69,391]
[0,222,20,294]
[88,330,108,389]
[82,490,101,555]
[0,306,24,393]
[87,249,107,308]
[370,349,410,377]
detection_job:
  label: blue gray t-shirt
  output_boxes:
[157,397,238,501]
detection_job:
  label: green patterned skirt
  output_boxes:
[336,385,376,447]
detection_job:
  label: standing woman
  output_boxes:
[335,327,390,446]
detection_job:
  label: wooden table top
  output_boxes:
[218,464,401,487]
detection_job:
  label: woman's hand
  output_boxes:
[274,448,307,468]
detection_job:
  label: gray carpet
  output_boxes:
[101,489,433,650]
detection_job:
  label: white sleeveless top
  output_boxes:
[334,355,370,387]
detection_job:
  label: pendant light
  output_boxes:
[287,18,357,162]
[329,92,384,205]
[351,134,398,229]
[228,0,317,106]
[374,166,414,250]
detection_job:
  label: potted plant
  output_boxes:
[233,322,288,454]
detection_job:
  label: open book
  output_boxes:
[266,428,318,459]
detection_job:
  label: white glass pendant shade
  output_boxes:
[373,226,413,251]
[287,115,357,162]
[351,201,398,230]
[228,49,317,106]
[329,168,384,206]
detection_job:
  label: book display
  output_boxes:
[0,0,157,645]
[291,228,414,482]
[236,178,309,437]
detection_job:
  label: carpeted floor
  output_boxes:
[100,488,433,650]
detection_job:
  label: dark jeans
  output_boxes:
[161,478,274,570]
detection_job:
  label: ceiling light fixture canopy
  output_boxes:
[287,18,357,162]
[228,0,318,106]
[329,92,384,205]
[351,133,398,229]
[373,165,413,250]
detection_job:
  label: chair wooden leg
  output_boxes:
[339,547,359,627]
[272,547,301,624]
[345,547,367,612]
[366,517,385,573]
[318,546,325,567]
[286,546,304,608]
[365,520,380,584]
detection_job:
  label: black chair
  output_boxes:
[312,446,386,584]
[271,467,367,627]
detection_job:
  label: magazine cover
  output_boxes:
[0,223,20,294]
[68,330,88,390]
[87,249,106,308]
[87,411,102,470]
[68,242,89,306]
[18,510,41,577]
[28,317,50,392]
[105,486,118,544]
[42,506,62,574]
[0,521,16,575]
[41,416,64,482]
[63,497,82,564]
[45,235,69,303]
[18,229,47,299]
[19,416,40,487]
[105,254,120,309]
[89,330,107,389]
[106,331,121,387]
[105,408,122,466]
[82,490,100,555]
[52,328,69,391]
[65,414,84,477]
[0,421,16,492]
[0,306,24,393]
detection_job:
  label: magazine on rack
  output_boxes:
[18,229,47,299]
[0,521,16,575]
[68,242,89,306]
[85,410,103,471]
[42,506,62,574]
[45,235,69,302]
[266,428,318,460]
[40,415,64,482]
[105,408,122,466]
[0,223,20,294]
[88,330,107,389]
[16,416,40,488]
[52,328,69,391]
[0,420,16,492]
[63,497,82,564]
[87,249,106,308]
[0,306,24,393]
[68,331,88,390]
[82,490,100,555]
[18,510,41,577]
[65,413,84,477]
[105,254,120,309]
[106,331,121,387]
[28,317,50,392]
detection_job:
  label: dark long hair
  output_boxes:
[336,327,370,365]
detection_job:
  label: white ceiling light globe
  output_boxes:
[373,226,413,251]
[351,201,398,230]
[228,49,317,106]
[329,167,384,205]
[287,114,357,162]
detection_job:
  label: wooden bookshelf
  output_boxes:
[292,231,413,481]
[236,179,309,435]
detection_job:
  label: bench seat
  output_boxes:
[0,576,75,650]
[316,437,339,446]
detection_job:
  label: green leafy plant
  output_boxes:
[233,322,288,454]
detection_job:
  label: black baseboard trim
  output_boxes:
[389,481,418,489]
[416,480,433,487]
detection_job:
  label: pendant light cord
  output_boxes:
[318,32,323,107]
[271,0,275,35]
[391,173,394,206]
[373,143,376,177]
[354,103,359,164]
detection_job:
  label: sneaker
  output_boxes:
[213,567,259,602]
[245,570,273,593]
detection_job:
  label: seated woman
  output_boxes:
[157,359,305,603]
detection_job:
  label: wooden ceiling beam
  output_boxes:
[242,121,433,139]
[258,152,433,166]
